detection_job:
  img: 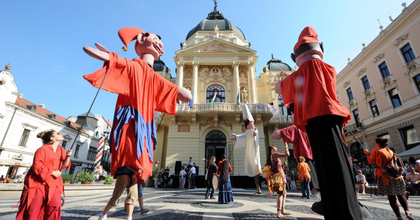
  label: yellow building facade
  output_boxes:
[152,8,295,177]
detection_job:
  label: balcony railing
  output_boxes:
[174,103,273,114]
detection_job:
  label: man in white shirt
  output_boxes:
[406,167,420,195]
[190,165,196,189]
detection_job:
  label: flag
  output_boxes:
[236,92,240,107]
[210,89,217,107]
[94,137,105,170]
[189,91,193,108]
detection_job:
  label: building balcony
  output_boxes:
[175,102,273,114]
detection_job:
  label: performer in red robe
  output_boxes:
[16,130,72,220]
[275,26,362,219]
[83,27,192,180]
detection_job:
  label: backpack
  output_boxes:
[380,149,404,180]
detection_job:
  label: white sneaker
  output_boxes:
[98,213,107,220]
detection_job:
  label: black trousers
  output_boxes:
[306,115,362,220]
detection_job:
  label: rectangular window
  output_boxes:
[61,140,67,149]
[401,43,416,63]
[352,109,361,127]
[361,76,371,91]
[414,74,420,93]
[87,146,96,161]
[400,126,420,150]
[369,99,380,117]
[388,88,402,108]
[278,95,288,115]
[346,88,354,100]
[379,62,390,78]
[18,129,31,146]
[74,144,80,158]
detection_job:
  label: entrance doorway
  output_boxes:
[205,130,227,168]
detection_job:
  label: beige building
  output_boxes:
[152,8,295,180]
[336,0,420,163]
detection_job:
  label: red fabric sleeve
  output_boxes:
[280,73,296,107]
[83,52,142,95]
[229,163,232,173]
[154,73,179,115]
[217,161,223,174]
[60,147,71,170]
[33,148,53,183]
[279,126,296,144]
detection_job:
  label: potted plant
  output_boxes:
[77,170,95,184]
[104,175,113,184]
[62,173,73,184]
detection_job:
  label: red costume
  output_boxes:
[16,145,71,219]
[278,125,313,160]
[84,52,178,179]
[280,59,351,132]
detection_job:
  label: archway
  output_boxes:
[205,130,227,167]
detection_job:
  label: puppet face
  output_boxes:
[136,32,164,60]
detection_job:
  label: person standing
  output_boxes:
[16,130,72,220]
[179,167,187,189]
[217,154,233,204]
[364,137,414,220]
[189,164,196,189]
[205,156,218,199]
[298,156,311,199]
[274,26,362,219]
[268,145,291,218]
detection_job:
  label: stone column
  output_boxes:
[248,61,257,103]
[176,62,185,87]
[233,62,240,103]
[192,62,199,104]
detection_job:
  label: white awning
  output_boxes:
[397,145,420,158]
[0,158,32,167]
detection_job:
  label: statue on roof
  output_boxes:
[213,0,217,10]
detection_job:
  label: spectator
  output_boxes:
[0,175,4,183]
[190,164,196,189]
[205,156,217,199]
[406,167,420,195]
[298,156,311,199]
[179,167,187,189]
[356,170,368,194]
[188,157,194,166]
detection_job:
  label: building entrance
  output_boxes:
[205,130,227,168]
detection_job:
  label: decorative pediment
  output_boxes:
[363,88,375,100]
[343,81,351,88]
[403,57,420,78]
[373,53,385,63]
[380,75,397,90]
[394,34,409,47]
[357,68,366,76]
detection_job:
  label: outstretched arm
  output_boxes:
[177,86,193,103]
[83,43,110,62]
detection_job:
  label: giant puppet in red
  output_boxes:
[274,26,362,219]
[83,27,192,180]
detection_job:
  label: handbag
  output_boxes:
[380,149,404,180]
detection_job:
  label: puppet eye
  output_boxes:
[157,35,161,40]
[145,32,150,37]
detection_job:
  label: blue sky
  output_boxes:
[1,0,414,121]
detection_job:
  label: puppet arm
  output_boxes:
[271,129,282,139]
[253,128,258,137]
[83,43,110,62]
[229,133,237,141]
[274,80,282,94]
[177,86,193,102]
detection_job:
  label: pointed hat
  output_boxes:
[118,27,146,51]
[242,105,254,122]
[293,26,323,59]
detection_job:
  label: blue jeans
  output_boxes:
[300,178,311,198]
[190,174,196,188]
[205,178,214,198]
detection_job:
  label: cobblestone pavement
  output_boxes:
[1,187,419,219]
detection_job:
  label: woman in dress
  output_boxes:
[297,156,311,199]
[267,145,290,218]
[16,130,72,220]
[217,154,233,204]
[364,137,414,220]
[205,156,218,199]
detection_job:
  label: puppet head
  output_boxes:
[118,27,164,63]
[291,26,324,67]
[242,105,255,129]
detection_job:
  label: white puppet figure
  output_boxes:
[229,105,262,193]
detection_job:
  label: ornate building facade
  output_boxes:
[152,7,295,177]
[336,0,420,164]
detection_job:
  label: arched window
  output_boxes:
[206,85,225,103]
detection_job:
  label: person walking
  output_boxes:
[205,156,218,199]
[364,137,414,220]
[298,156,311,199]
[217,154,233,204]
[16,130,72,220]
[190,164,196,189]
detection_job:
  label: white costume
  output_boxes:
[233,105,261,177]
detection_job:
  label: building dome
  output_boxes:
[153,59,169,73]
[186,10,246,40]
[263,55,293,72]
